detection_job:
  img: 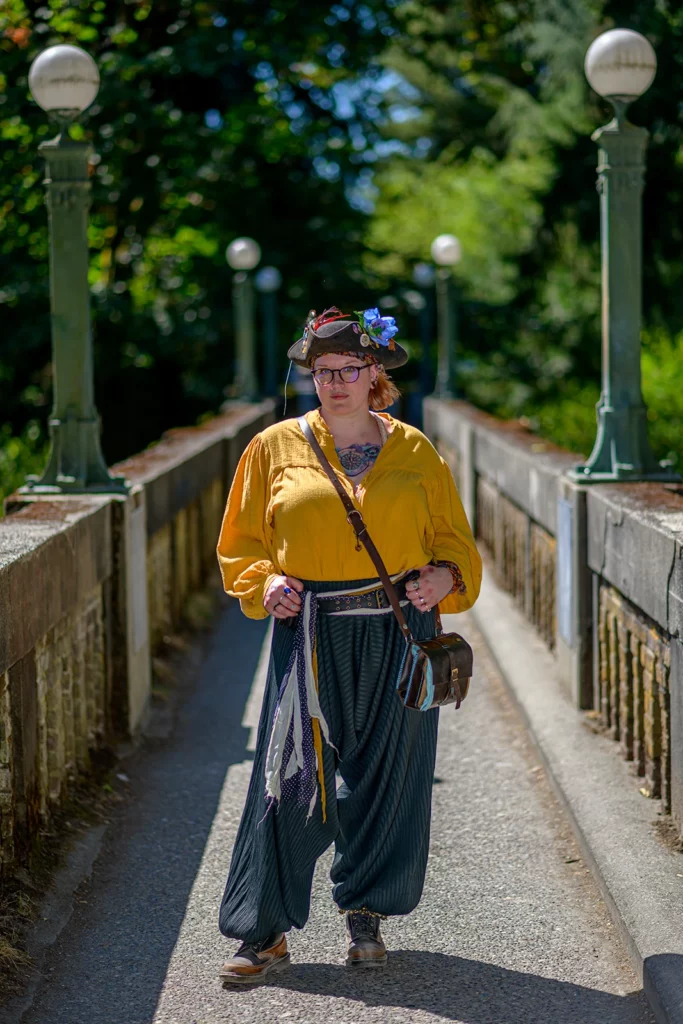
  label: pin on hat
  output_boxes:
[287,307,408,369]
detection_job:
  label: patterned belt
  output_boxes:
[316,575,414,614]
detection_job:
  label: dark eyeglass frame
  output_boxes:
[312,364,373,386]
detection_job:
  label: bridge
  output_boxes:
[1,392,682,1023]
[2,18,683,1024]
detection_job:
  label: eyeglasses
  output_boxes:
[312,365,373,386]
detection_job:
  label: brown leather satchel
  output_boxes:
[298,416,473,711]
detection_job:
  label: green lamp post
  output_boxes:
[226,237,261,400]
[22,44,129,494]
[254,265,282,398]
[572,29,679,483]
[412,262,436,398]
[431,234,461,399]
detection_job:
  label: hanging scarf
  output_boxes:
[264,591,331,821]
[264,576,408,822]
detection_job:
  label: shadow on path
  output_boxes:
[20,600,267,1024]
[258,950,654,1023]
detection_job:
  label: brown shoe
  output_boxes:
[345,913,387,967]
[219,932,290,985]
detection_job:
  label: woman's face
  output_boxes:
[312,352,379,417]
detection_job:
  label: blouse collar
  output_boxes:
[306,409,400,481]
[308,407,397,450]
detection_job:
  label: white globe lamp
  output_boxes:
[431,234,462,267]
[585,29,656,103]
[29,44,100,121]
[226,237,261,271]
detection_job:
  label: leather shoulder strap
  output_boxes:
[298,415,412,641]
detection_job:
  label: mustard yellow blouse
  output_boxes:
[217,409,482,620]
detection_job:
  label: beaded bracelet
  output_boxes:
[433,559,467,596]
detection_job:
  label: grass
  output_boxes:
[0,935,33,972]
[0,894,36,1000]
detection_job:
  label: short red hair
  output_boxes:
[370,365,401,411]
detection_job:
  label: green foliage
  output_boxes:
[0,0,398,462]
[523,329,683,469]
[641,329,683,469]
[527,382,600,459]
[367,147,554,305]
[1,0,681,480]
[369,0,683,421]
[0,422,48,513]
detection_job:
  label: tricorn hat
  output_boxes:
[287,307,408,369]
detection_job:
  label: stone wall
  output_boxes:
[424,397,683,834]
[0,401,274,874]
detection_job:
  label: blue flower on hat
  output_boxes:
[356,308,399,348]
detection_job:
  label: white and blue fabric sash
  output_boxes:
[264,576,409,822]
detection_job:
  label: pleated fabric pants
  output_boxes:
[219,577,440,943]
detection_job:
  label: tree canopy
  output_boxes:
[1,0,681,485]
[0,0,398,462]
[367,0,683,431]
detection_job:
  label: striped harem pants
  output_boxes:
[218,576,440,943]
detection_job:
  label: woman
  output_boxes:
[216,306,482,983]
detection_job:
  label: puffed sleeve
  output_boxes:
[429,457,482,615]
[216,434,280,620]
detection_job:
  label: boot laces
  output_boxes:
[236,932,280,957]
[349,913,378,940]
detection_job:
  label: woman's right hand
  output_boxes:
[264,575,304,619]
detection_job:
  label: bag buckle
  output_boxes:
[346,509,366,551]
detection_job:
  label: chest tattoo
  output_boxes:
[335,443,382,478]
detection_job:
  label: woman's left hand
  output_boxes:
[405,565,452,613]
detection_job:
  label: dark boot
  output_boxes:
[219,932,290,984]
[345,912,387,967]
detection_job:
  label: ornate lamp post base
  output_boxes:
[21,410,129,494]
[569,400,680,483]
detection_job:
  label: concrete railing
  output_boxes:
[424,397,683,835]
[0,401,274,873]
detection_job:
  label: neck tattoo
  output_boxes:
[335,442,382,478]
[330,413,388,478]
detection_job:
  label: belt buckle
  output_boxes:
[375,587,386,609]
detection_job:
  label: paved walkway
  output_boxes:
[20,601,655,1024]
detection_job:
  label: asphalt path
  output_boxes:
[19,600,655,1024]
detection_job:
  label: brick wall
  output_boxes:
[0,401,274,874]
[424,396,683,838]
